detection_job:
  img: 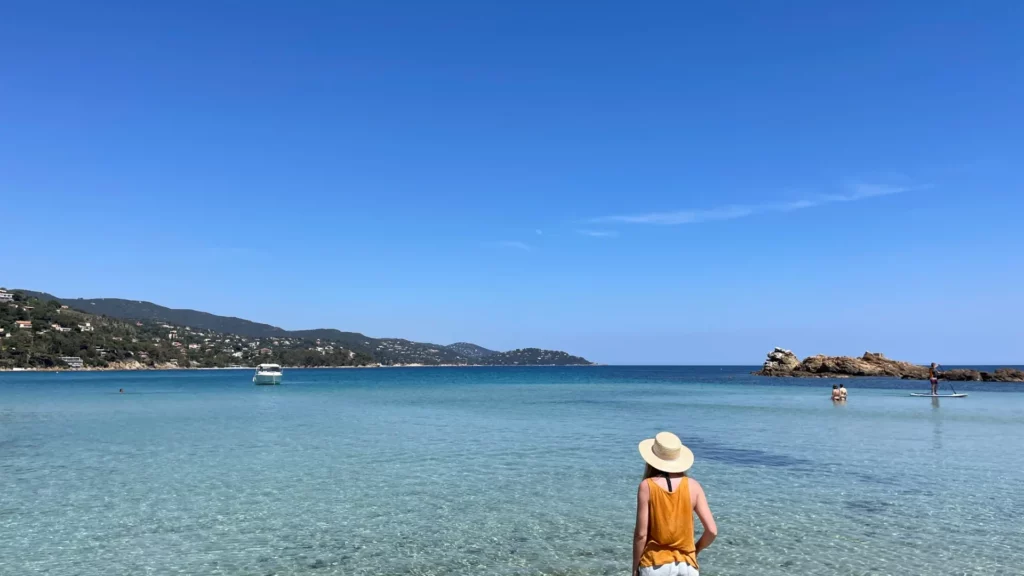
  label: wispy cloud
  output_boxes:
[576,229,620,238]
[535,229,543,236]
[494,240,531,251]
[593,183,924,225]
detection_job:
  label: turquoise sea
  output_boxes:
[2,367,1023,576]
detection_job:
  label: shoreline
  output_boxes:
[0,363,599,373]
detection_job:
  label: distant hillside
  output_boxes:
[482,348,591,366]
[19,291,289,338]
[0,291,373,370]
[446,342,496,359]
[12,289,593,366]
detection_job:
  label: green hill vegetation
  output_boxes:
[2,289,593,369]
[446,342,496,359]
[481,348,591,366]
[0,291,373,369]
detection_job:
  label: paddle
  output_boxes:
[936,364,959,395]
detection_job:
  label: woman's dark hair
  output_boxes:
[833,384,838,389]
[643,463,686,480]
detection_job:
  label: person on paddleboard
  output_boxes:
[929,363,940,395]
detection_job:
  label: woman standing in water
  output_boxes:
[633,432,717,576]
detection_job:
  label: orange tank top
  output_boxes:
[639,477,698,570]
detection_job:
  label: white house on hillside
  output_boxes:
[59,356,84,369]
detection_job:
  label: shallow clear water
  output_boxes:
[2,367,1023,576]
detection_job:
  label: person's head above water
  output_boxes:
[833,384,838,389]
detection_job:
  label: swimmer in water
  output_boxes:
[831,384,842,401]
[119,388,124,394]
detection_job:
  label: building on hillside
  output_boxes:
[188,343,200,350]
[59,356,84,369]
[51,324,72,333]
[136,322,144,327]
[0,290,13,302]
[15,320,32,329]
[78,323,94,332]
[60,305,69,309]
[260,348,272,355]
[172,341,183,348]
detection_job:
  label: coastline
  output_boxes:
[753,348,1024,382]
[0,363,599,373]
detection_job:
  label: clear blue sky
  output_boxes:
[3,1,1022,364]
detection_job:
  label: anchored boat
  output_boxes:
[253,363,283,385]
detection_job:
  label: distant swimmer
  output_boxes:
[929,363,940,396]
[831,384,842,401]
[119,388,124,394]
[838,383,848,401]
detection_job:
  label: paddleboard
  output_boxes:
[909,393,967,398]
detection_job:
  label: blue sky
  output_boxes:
[2,1,1022,364]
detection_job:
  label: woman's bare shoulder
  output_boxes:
[687,477,705,494]
[637,477,651,500]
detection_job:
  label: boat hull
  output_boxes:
[253,373,282,385]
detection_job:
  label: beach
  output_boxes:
[2,366,1022,575]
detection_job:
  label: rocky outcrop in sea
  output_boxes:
[753,347,1024,382]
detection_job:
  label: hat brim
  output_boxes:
[639,438,694,473]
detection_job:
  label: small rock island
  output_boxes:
[754,347,1024,382]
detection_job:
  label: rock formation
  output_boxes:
[753,349,1024,382]
[760,347,801,373]
[938,367,1024,382]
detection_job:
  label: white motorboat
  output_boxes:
[253,363,282,385]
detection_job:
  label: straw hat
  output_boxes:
[638,431,694,473]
